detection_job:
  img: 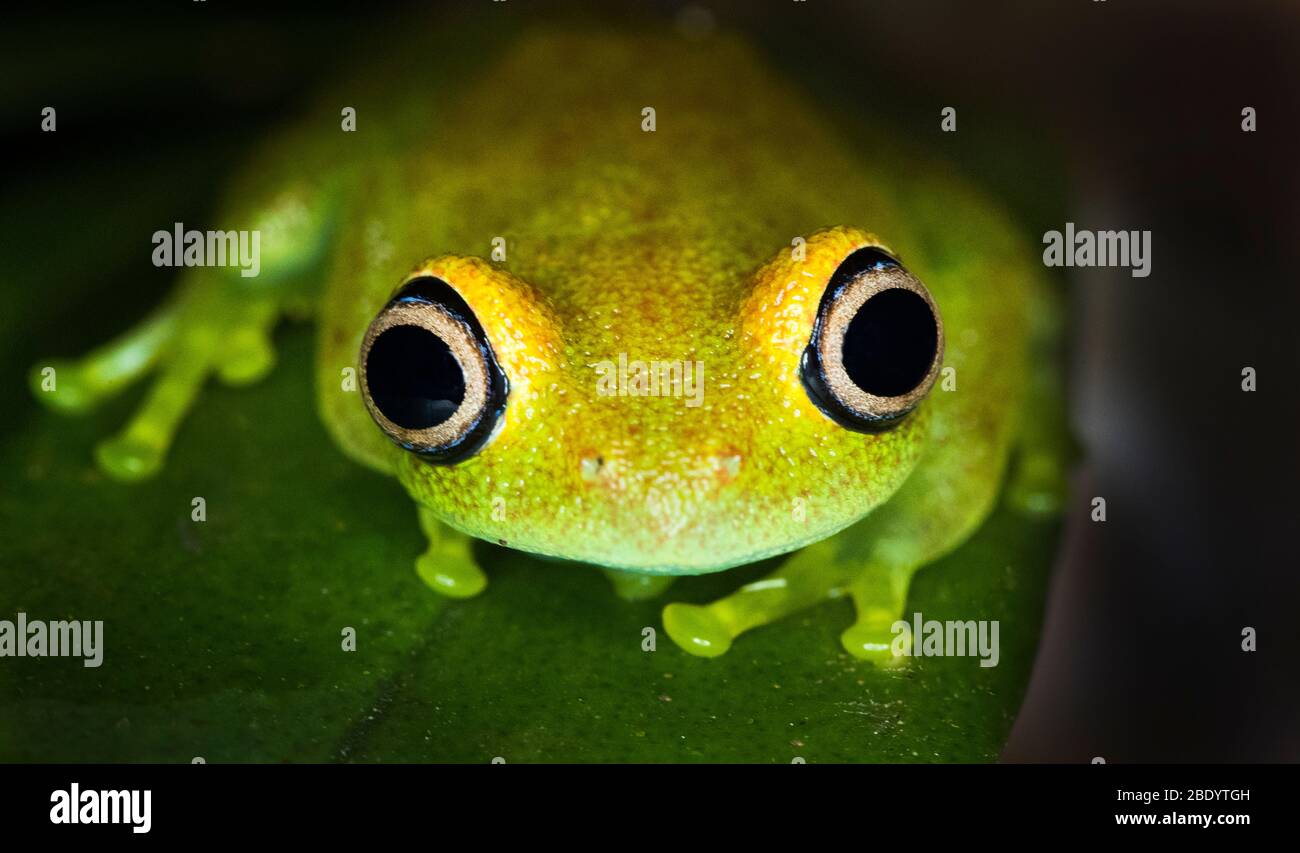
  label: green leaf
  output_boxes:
[0,323,1058,762]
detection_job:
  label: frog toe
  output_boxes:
[840,617,908,666]
[414,506,487,598]
[842,578,911,666]
[216,303,279,386]
[30,307,177,415]
[217,328,277,385]
[30,359,98,414]
[662,602,733,658]
[603,569,675,601]
[663,543,849,657]
[94,350,212,482]
[95,435,165,482]
[416,551,487,598]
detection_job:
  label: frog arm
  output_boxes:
[29,134,344,481]
[415,505,486,598]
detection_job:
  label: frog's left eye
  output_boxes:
[800,247,944,433]
[359,277,509,464]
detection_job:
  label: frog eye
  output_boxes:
[359,276,509,463]
[800,247,944,432]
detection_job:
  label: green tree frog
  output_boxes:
[30,29,1068,663]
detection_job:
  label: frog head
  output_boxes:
[357,226,944,574]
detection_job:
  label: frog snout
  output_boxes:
[575,447,746,540]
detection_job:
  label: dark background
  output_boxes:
[4,0,1297,762]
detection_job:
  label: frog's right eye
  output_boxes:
[359,277,509,464]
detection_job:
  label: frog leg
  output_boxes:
[30,272,292,481]
[663,395,1070,663]
[839,565,914,666]
[30,177,336,481]
[832,281,1070,661]
[666,364,1026,662]
[601,569,676,601]
[662,538,850,658]
[414,505,487,598]
[661,534,914,663]
[663,505,968,664]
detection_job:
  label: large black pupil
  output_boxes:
[841,288,937,397]
[366,325,465,429]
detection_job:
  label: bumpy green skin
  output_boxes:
[31,29,1067,662]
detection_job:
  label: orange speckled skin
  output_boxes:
[314,30,1039,574]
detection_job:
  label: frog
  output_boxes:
[29,28,1069,664]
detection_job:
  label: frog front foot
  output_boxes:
[662,542,911,665]
[414,506,487,598]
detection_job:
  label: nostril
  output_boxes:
[580,454,605,482]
